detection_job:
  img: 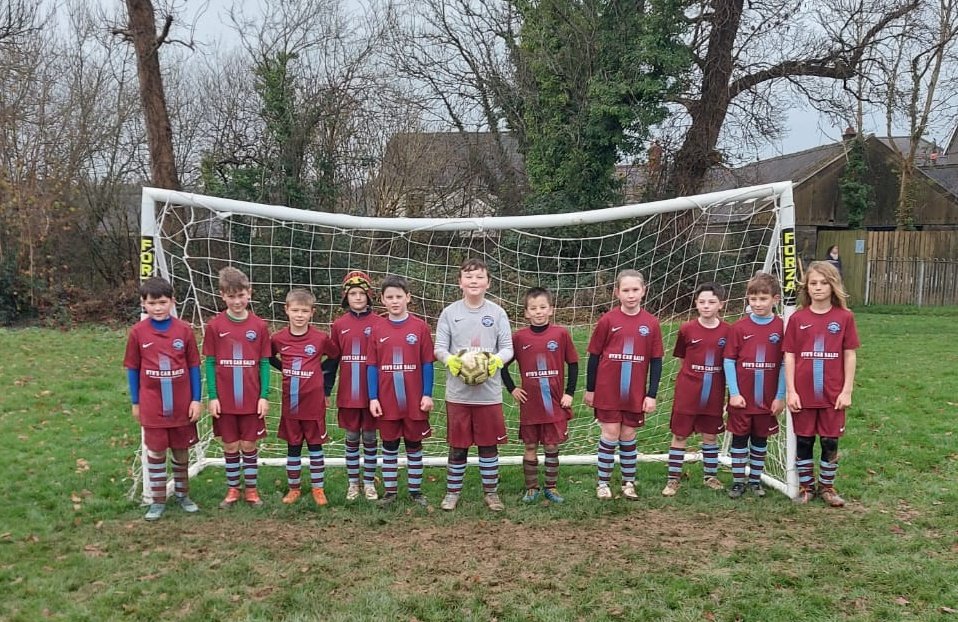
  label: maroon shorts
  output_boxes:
[670,413,725,438]
[278,417,329,446]
[594,409,645,429]
[446,402,507,448]
[519,421,568,446]
[338,407,376,433]
[727,411,780,437]
[791,407,845,438]
[213,413,268,443]
[143,423,198,452]
[377,417,432,442]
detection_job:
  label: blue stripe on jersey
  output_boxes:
[232,342,244,405]
[392,348,407,410]
[699,350,715,409]
[290,358,302,414]
[813,335,826,401]
[754,345,766,407]
[620,338,634,399]
[536,354,554,417]
[350,340,361,401]
[159,354,174,417]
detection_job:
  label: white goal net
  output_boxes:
[131,182,799,501]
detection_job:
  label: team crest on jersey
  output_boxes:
[363,326,372,336]
[481,315,494,327]
[718,337,727,348]
[827,321,841,334]
[245,330,258,342]
[172,338,185,350]
[406,333,418,344]
[305,344,317,356]
[638,325,650,337]
[769,333,782,344]
[547,340,559,351]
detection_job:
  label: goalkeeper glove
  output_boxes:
[487,354,504,375]
[446,353,463,376]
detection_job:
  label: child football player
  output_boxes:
[125,277,202,521]
[271,288,339,507]
[327,271,384,501]
[435,258,514,512]
[723,272,786,499]
[584,269,663,500]
[501,287,578,504]
[203,266,271,508]
[366,275,435,507]
[662,282,731,496]
[785,261,860,507]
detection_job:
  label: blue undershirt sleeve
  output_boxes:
[647,357,663,399]
[776,365,786,401]
[724,358,741,397]
[127,368,140,405]
[366,365,380,400]
[422,363,434,397]
[189,366,201,402]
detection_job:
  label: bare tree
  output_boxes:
[114,0,184,190]
[663,0,920,196]
[877,0,958,228]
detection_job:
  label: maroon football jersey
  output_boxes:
[271,326,337,420]
[512,324,579,425]
[587,308,664,411]
[124,318,200,428]
[202,312,271,415]
[725,315,785,415]
[783,306,860,409]
[671,319,730,417]
[367,315,435,421]
[330,311,384,408]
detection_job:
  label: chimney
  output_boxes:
[842,126,857,141]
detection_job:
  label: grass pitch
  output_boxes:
[1,307,957,621]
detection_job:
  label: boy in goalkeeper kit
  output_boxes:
[327,271,385,501]
[501,287,579,504]
[435,258,514,512]
[366,275,436,508]
[125,277,202,521]
[203,266,271,509]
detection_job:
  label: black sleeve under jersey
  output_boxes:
[565,361,579,396]
[586,353,600,392]
[500,360,517,392]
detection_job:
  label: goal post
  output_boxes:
[132,182,799,501]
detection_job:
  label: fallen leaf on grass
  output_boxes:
[889,524,905,535]
[940,606,957,614]
[895,596,910,606]
[75,459,90,473]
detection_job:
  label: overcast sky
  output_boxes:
[174,0,938,161]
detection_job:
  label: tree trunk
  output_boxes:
[669,0,744,197]
[125,0,179,190]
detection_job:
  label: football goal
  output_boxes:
[131,182,799,501]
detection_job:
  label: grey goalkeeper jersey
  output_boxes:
[435,299,514,405]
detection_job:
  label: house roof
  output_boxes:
[703,143,847,192]
[921,163,958,196]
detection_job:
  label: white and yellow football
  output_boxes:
[457,349,491,385]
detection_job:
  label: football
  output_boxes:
[457,349,491,385]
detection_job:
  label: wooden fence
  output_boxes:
[865,258,958,306]
[817,230,958,307]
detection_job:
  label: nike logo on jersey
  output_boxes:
[281,346,291,351]
[142,342,153,348]
[341,328,350,334]
[522,344,532,350]
[256,428,266,436]
[690,339,702,344]
[421,429,430,436]
[799,324,812,330]
[743,335,754,340]
[497,434,508,441]
[454,318,464,322]
[379,337,389,342]
[611,326,622,332]
[219,332,230,337]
